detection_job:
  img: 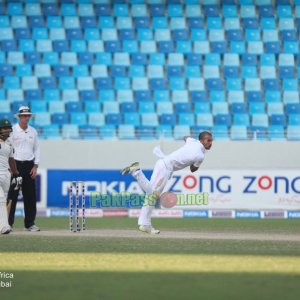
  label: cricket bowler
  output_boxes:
[121,131,213,234]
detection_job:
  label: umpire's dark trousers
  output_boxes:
[8,160,37,228]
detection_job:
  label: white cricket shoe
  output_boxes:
[24,225,40,232]
[139,225,160,235]
[1,225,12,234]
[121,162,140,175]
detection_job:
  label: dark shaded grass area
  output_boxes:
[1,271,299,300]
[1,235,300,256]
[12,217,300,233]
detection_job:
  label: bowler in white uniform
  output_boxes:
[121,131,213,234]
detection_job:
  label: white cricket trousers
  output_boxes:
[0,172,11,231]
[134,159,172,226]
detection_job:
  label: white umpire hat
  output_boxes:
[14,106,34,118]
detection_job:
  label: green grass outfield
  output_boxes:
[1,218,300,300]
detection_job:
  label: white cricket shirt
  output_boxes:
[0,139,14,174]
[163,138,206,171]
[11,124,40,164]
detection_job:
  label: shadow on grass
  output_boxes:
[1,271,299,300]
[12,217,300,234]
[1,236,300,256]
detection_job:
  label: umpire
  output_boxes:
[8,106,40,231]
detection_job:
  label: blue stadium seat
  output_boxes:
[233,114,250,126]
[103,102,119,114]
[0,64,13,76]
[123,113,140,126]
[212,125,229,140]
[226,78,242,91]
[174,125,191,140]
[120,102,137,113]
[247,92,263,102]
[283,91,300,104]
[249,103,265,115]
[157,41,174,53]
[52,113,69,125]
[79,125,99,140]
[1,40,17,52]
[136,91,151,102]
[134,17,150,28]
[224,67,240,80]
[99,125,117,140]
[44,90,60,102]
[34,112,51,126]
[231,125,248,140]
[4,77,20,89]
[249,126,268,141]
[95,4,111,16]
[84,101,100,113]
[62,124,79,139]
[106,113,122,125]
[18,39,34,52]
[287,126,300,141]
[258,5,274,17]
[46,17,62,29]
[152,90,168,103]
[59,77,75,90]
[43,125,61,140]
[70,112,87,125]
[15,28,31,39]
[0,102,10,113]
[160,114,176,126]
[265,42,281,54]
[156,102,173,115]
[267,103,284,115]
[99,17,114,29]
[264,79,280,91]
[149,5,165,17]
[141,113,159,126]
[206,79,223,91]
[196,113,213,127]
[212,102,229,115]
[226,30,243,41]
[40,77,57,89]
[191,91,207,102]
[260,54,276,66]
[119,125,135,140]
[156,125,173,140]
[43,4,59,16]
[231,102,247,114]
[25,89,42,101]
[268,125,285,140]
[252,114,269,127]
[215,114,231,126]
[80,91,97,102]
[270,114,286,126]
[43,52,58,65]
[49,101,65,114]
[175,103,191,114]
[28,16,44,27]
[139,102,155,113]
[136,126,156,140]
[66,102,83,113]
[96,78,112,90]
[286,104,300,115]
[288,115,300,126]
[88,113,105,126]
